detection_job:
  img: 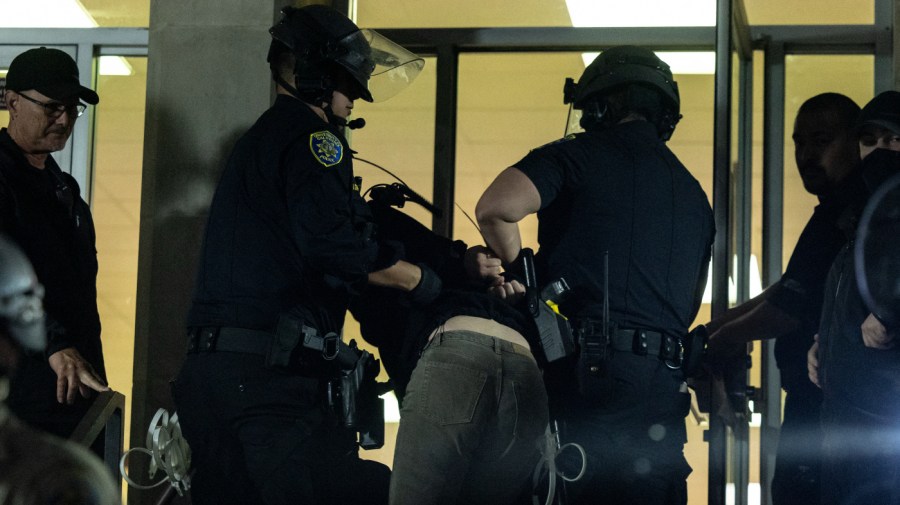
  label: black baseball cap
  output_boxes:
[5,47,99,105]
[857,90,900,136]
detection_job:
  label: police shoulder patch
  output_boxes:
[534,134,577,151]
[309,130,343,167]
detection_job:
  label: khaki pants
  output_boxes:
[390,330,549,505]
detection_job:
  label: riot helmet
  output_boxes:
[0,236,45,353]
[268,5,424,106]
[563,46,681,139]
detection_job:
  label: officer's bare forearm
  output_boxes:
[706,291,768,335]
[476,166,541,263]
[709,300,801,344]
[477,218,522,264]
[368,260,421,292]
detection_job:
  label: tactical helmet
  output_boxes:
[268,5,423,105]
[565,46,679,112]
[0,236,45,352]
[563,46,681,138]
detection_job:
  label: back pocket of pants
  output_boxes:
[417,361,488,425]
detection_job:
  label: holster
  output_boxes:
[681,325,708,378]
[510,248,575,364]
[271,312,387,449]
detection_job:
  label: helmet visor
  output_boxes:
[564,104,585,137]
[352,29,425,102]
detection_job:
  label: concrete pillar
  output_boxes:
[130,1,289,503]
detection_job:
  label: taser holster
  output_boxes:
[517,248,575,364]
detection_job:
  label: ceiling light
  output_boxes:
[568,0,716,75]
[0,0,96,28]
[566,0,716,27]
[99,56,133,76]
[0,0,133,76]
[582,51,716,75]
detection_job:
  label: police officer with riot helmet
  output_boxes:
[173,6,429,505]
[477,46,714,504]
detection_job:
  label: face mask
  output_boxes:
[861,148,900,194]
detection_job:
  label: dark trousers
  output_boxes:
[7,354,94,439]
[771,372,823,505]
[390,330,549,505]
[172,352,390,505]
[820,396,900,505]
[552,351,692,505]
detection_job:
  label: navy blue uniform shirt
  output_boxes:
[188,95,389,335]
[514,120,714,337]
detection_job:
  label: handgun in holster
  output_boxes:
[273,312,387,450]
[516,248,575,364]
[324,339,387,450]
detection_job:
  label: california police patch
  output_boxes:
[309,131,343,167]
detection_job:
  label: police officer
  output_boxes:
[476,46,714,504]
[172,6,429,505]
[0,235,119,505]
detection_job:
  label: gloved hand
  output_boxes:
[409,263,442,306]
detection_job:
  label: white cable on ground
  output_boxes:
[119,408,192,496]
[533,422,587,505]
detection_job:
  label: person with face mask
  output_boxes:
[808,90,900,505]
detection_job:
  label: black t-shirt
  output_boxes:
[349,204,536,399]
[514,121,714,337]
[768,172,867,374]
[0,129,103,373]
[188,95,391,335]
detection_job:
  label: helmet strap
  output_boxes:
[271,64,333,108]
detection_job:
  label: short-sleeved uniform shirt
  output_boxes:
[514,121,714,338]
[768,171,867,377]
[188,95,390,335]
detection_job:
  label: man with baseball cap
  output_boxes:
[809,90,900,505]
[0,47,108,445]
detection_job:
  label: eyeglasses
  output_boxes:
[17,93,87,118]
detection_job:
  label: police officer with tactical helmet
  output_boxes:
[173,6,428,505]
[477,46,714,504]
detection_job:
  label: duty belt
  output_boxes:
[573,320,683,362]
[186,325,342,362]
